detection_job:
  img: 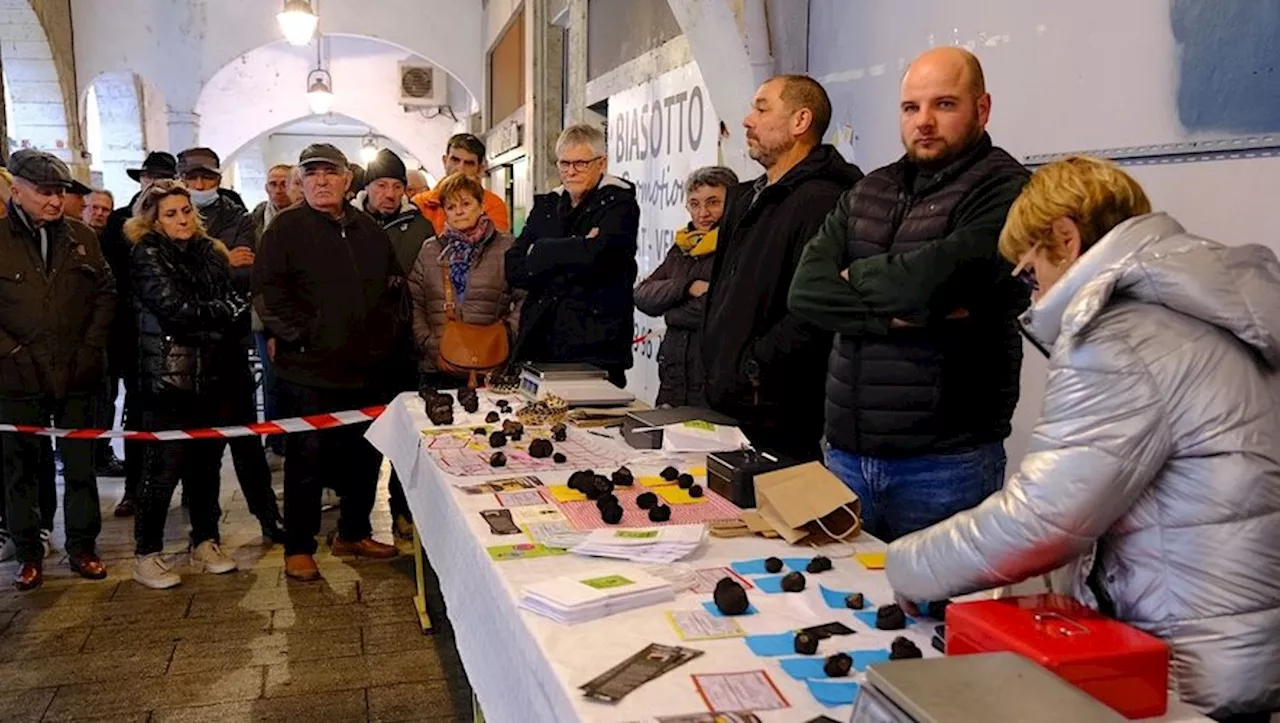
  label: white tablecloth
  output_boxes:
[367,392,1208,723]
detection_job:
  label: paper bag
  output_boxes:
[753,462,861,545]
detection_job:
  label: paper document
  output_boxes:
[659,421,751,453]
[665,609,746,641]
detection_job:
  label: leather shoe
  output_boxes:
[331,536,399,559]
[113,497,136,518]
[284,554,321,582]
[13,562,42,591]
[70,552,108,580]
[95,455,125,478]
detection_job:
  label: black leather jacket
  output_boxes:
[129,230,248,396]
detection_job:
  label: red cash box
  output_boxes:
[945,594,1169,719]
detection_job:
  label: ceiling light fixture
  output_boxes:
[278,0,318,46]
[359,132,379,164]
[307,69,334,115]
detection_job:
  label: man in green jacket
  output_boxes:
[788,47,1030,542]
[0,151,116,590]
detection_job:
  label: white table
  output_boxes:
[367,392,1208,723]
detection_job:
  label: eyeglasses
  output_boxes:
[556,156,602,173]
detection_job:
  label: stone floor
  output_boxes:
[0,452,474,722]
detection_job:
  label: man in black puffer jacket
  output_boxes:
[702,75,863,463]
[789,48,1031,543]
[507,124,639,387]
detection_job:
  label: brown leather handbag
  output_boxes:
[437,264,509,387]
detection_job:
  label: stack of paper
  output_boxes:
[520,569,674,624]
[656,420,751,453]
[570,524,707,563]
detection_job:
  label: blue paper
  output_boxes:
[754,575,787,593]
[781,557,813,572]
[744,632,796,657]
[779,650,893,680]
[807,679,861,707]
[819,584,872,611]
[854,610,917,629]
[702,600,757,618]
[730,559,770,575]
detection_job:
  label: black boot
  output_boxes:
[259,511,287,545]
[95,443,126,478]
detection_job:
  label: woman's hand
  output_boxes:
[688,280,710,298]
[227,247,256,268]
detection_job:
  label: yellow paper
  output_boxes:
[657,486,706,505]
[689,466,706,476]
[855,552,886,570]
[640,475,674,487]
[546,485,586,503]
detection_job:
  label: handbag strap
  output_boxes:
[439,263,458,321]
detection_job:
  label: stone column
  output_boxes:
[526,0,565,194]
[166,110,201,154]
[563,0,589,125]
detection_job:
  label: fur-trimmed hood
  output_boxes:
[123,215,229,259]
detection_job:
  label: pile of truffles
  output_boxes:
[713,577,750,616]
[420,387,455,426]
[501,419,524,441]
[456,387,480,414]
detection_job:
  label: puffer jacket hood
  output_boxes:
[1023,212,1280,365]
[886,211,1280,718]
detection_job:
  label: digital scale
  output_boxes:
[850,652,1126,723]
[517,362,636,407]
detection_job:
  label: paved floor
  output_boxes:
[0,452,474,722]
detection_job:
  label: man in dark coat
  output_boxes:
[177,147,285,543]
[100,151,177,518]
[788,48,1031,542]
[253,143,402,582]
[702,75,864,463]
[0,151,116,590]
[506,124,640,387]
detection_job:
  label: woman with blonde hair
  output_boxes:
[125,180,248,589]
[408,172,519,389]
[885,156,1280,721]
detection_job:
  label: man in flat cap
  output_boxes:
[0,150,116,590]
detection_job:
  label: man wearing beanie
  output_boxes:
[355,148,433,541]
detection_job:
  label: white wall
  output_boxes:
[196,36,457,179]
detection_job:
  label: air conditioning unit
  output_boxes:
[399,62,448,107]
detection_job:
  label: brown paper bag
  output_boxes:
[754,462,862,545]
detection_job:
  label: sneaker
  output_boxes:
[0,531,15,563]
[132,554,181,589]
[40,529,53,559]
[190,540,237,574]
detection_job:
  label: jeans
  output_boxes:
[254,332,283,455]
[222,357,281,525]
[278,380,383,556]
[823,441,1006,543]
[133,398,224,556]
[1,394,101,563]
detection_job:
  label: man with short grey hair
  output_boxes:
[506,124,639,387]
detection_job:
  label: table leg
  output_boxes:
[412,523,434,632]
[472,692,485,723]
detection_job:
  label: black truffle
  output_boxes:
[593,475,614,495]
[780,571,806,593]
[551,423,568,442]
[510,431,523,441]
[485,411,500,423]
[889,637,922,660]
[495,399,510,410]
[636,492,658,509]
[595,493,618,510]
[501,419,524,436]
[528,438,554,458]
[876,604,907,631]
[659,466,680,481]
[426,407,453,426]
[764,557,784,574]
[472,427,486,435]
[567,470,595,492]
[922,599,951,621]
[794,632,819,655]
[553,452,567,464]
[584,484,605,501]
[688,484,704,498]
[648,504,672,522]
[489,452,507,467]
[677,473,694,489]
[823,653,853,678]
[488,431,507,448]
[611,467,635,487]
[460,397,480,414]
[844,593,865,610]
[713,578,750,615]
[600,504,623,525]
[806,556,833,574]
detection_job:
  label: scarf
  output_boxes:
[674,224,719,257]
[440,215,495,303]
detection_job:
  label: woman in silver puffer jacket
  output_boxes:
[885,156,1280,722]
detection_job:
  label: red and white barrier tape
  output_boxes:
[0,405,387,441]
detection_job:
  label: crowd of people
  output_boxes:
[0,43,1276,720]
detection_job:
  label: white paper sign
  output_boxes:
[609,63,721,405]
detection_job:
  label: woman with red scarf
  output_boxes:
[407,173,521,389]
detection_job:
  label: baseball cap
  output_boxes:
[127,151,178,182]
[298,143,349,168]
[8,149,74,189]
[177,147,222,176]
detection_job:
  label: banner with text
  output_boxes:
[610,63,720,405]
